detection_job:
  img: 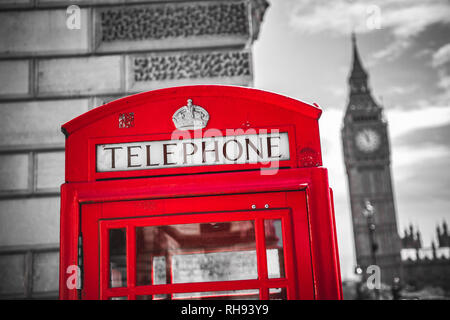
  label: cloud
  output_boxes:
[393,123,450,148]
[289,1,368,35]
[371,38,410,61]
[432,43,450,67]
[289,0,450,60]
[386,106,450,137]
[384,84,418,96]
[431,43,450,97]
[393,145,450,223]
[380,1,450,38]
[327,86,346,98]
[393,144,450,174]
[289,0,450,35]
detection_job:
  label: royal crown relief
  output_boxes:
[172,99,209,130]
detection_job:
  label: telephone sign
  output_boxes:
[96,132,290,172]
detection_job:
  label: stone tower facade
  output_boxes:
[341,34,402,284]
[0,0,268,299]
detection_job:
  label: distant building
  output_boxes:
[342,33,450,292]
[341,33,402,284]
[401,221,450,292]
[0,0,268,299]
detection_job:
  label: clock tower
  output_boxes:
[341,34,402,284]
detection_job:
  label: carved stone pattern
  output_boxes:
[101,2,249,42]
[250,0,270,40]
[133,51,251,82]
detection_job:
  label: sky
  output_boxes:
[252,0,450,280]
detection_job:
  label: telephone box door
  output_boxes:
[81,190,313,300]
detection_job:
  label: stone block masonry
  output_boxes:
[0,0,268,299]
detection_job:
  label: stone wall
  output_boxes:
[0,0,268,299]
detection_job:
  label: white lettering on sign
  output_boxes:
[96,132,290,172]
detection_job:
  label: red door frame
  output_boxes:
[60,167,342,300]
[96,209,295,300]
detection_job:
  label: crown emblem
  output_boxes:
[172,99,209,130]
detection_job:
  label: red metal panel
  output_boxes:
[285,191,314,299]
[307,169,343,299]
[99,220,109,300]
[126,225,137,300]
[102,279,289,299]
[81,203,101,300]
[59,184,80,300]
[281,213,297,300]
[63,86,321,137]
[255,218,269,299]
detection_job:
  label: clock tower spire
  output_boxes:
[350,32,367,82]
[341,33,402,285]
[345,32,381,122]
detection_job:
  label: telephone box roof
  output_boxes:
[62,85,322,136]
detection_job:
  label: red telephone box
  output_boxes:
[59,85,342,300]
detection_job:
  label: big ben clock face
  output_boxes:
[355,128,381,153]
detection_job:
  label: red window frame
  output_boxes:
[98,209,295,300]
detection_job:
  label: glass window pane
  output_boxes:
[109,228,127,288]
[269,287,287,300]
[110,296,127,300]
[136,220,257,286]
[264,219,285,279]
